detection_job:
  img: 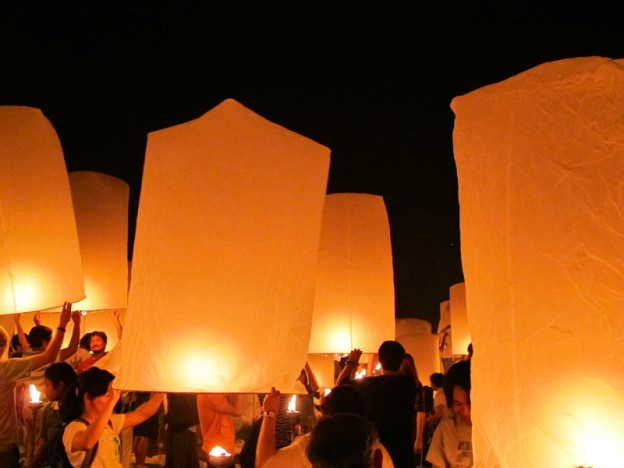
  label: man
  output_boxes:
[338,342,417,468]
[306,414,383,468]
[426,359,472,468]
[256,385,394,468]
[75,330,108,374]
[0,302,72,468]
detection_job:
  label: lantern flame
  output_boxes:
[29,384,41,403]
[355,368,367,379]
[288,394,298,412]
[208,446,231,457]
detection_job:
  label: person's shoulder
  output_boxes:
[265,433,311,468]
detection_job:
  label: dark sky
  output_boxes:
[1,2,622,327]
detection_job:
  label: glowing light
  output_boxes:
[354,368,367,379]
[29,384,41,403]
[208,446,231,457]
[323,388,332,396]
[288,394,298,412]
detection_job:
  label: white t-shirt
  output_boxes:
[63,414,125,468]
[426,413,472,468]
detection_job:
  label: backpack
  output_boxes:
[34,417,100,468]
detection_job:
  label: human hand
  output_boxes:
[71,310,82,324]
[58,302,72,327]
[347,348,362,364]
[13,313,21,325]
[33,312,41,326]
[263,387,280,413]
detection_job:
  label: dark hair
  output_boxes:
[29,325,53,348]
[443,360,471,409]
[321,385,369,418]
[44,362,77,395]
[61,367,115,422]
[430,372,444,389]
[399,353,420,383]
[90,331,108,345]
[307,413,379,468]
[10,333,27,350]
[79,333,93,350]
[377,340,405,372]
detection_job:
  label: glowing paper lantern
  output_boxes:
[0,106,84,314]
[116,99,329,393]
[68,171,129,311]
[437,300,452,359]
[307,194,395,354]
[395,318,432,338]
[453,56,624,467]
[449,282,471,356]
[306,354,336,389]
[395,333,440,383]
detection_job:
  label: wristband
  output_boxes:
[346,360,358,366]
[57,327,66,332]
[264,410,277,419]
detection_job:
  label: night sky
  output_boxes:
[1,2,622,327]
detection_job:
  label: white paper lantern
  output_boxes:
[116,99,329,393]
[453,56,624,467]
[449,282,471,356]
[395,318,432,338]
[395,333,440,383]
[0,106,84,314]
[308,193,395,354]
[69,171,129,311]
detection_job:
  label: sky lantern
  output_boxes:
[452,56,624,467]
[395,318,440,384]
[307,193,395,354]
[68,171,129,312]
[116,99,330,393]
[449,282,471,356]
[0,106,84,314]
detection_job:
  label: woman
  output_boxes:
[61,367,164,467]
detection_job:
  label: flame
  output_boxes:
[29,384,41,403]
[355,368,367,379]
[375,362,381,370]
[323,388,332,396]
[287,394,298,412]
[208,446,231,457]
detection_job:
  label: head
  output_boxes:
[444,359,471,426]
[430,372,444,390]
[29,325,53,350]
[10,333,27,355]
[79,332,93,351]
[399,353,419,382]
[89,331,107,354]
[44,362,77,401]
[306,413,382,468]
[61,367,115,421]
[377,340,405,372]
[321,384,369,417]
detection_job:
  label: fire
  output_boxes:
[288,394,297,412]
[29,384,41,403]
[208,446,231,457]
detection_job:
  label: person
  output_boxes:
[338,342,416,468]
[132,391,164,466]
[197,393,242,459]
[66,333,92,369]
[256,385,394,468]
[425,373,446,427]
[306,413,383,468]
[425,360,472,468]
[399,353,427,461]
[74,331,108,375]
[0,302,72,468]
[61,367,165,468]
[164,393,201,468]
[30,361,78,468]
[21,311,81,362]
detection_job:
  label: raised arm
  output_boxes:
[336,348,362,385]
[70,383,121,450]
[255,387,280,468]
[13,313,31,352]
[123,393,165,429]
[60,310,82,361]
[28,302,72,371]
[112,310,123,339]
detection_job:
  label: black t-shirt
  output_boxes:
[352,375,417,468]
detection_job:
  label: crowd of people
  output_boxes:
[0,302,473,468]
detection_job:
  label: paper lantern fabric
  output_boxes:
[69,172,129,311]
[306,354,336,389]
[452,57,624,467]
[449,282,471,355]
[116,99,330,393]
[0,106,84,314]
[395,333,440,384]
[307,193,395,354]
[395,318,432,338]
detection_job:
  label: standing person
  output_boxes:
[399,353,427,461]
[425,360,472,468]
[0,301,72,468]
[61,367,164,468]
[74,331,108,375]
[197,393,242,459]
[164,393,201,468]
[338,342,416,468]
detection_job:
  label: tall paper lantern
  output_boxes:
[449,282,471,356]
[307,193,395,354]
[453,57,624,467]
[116,99,330,393]
[0,106,84,314]
[68,171,129,311]
[395,333,440,383]
[395,318,432,338]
